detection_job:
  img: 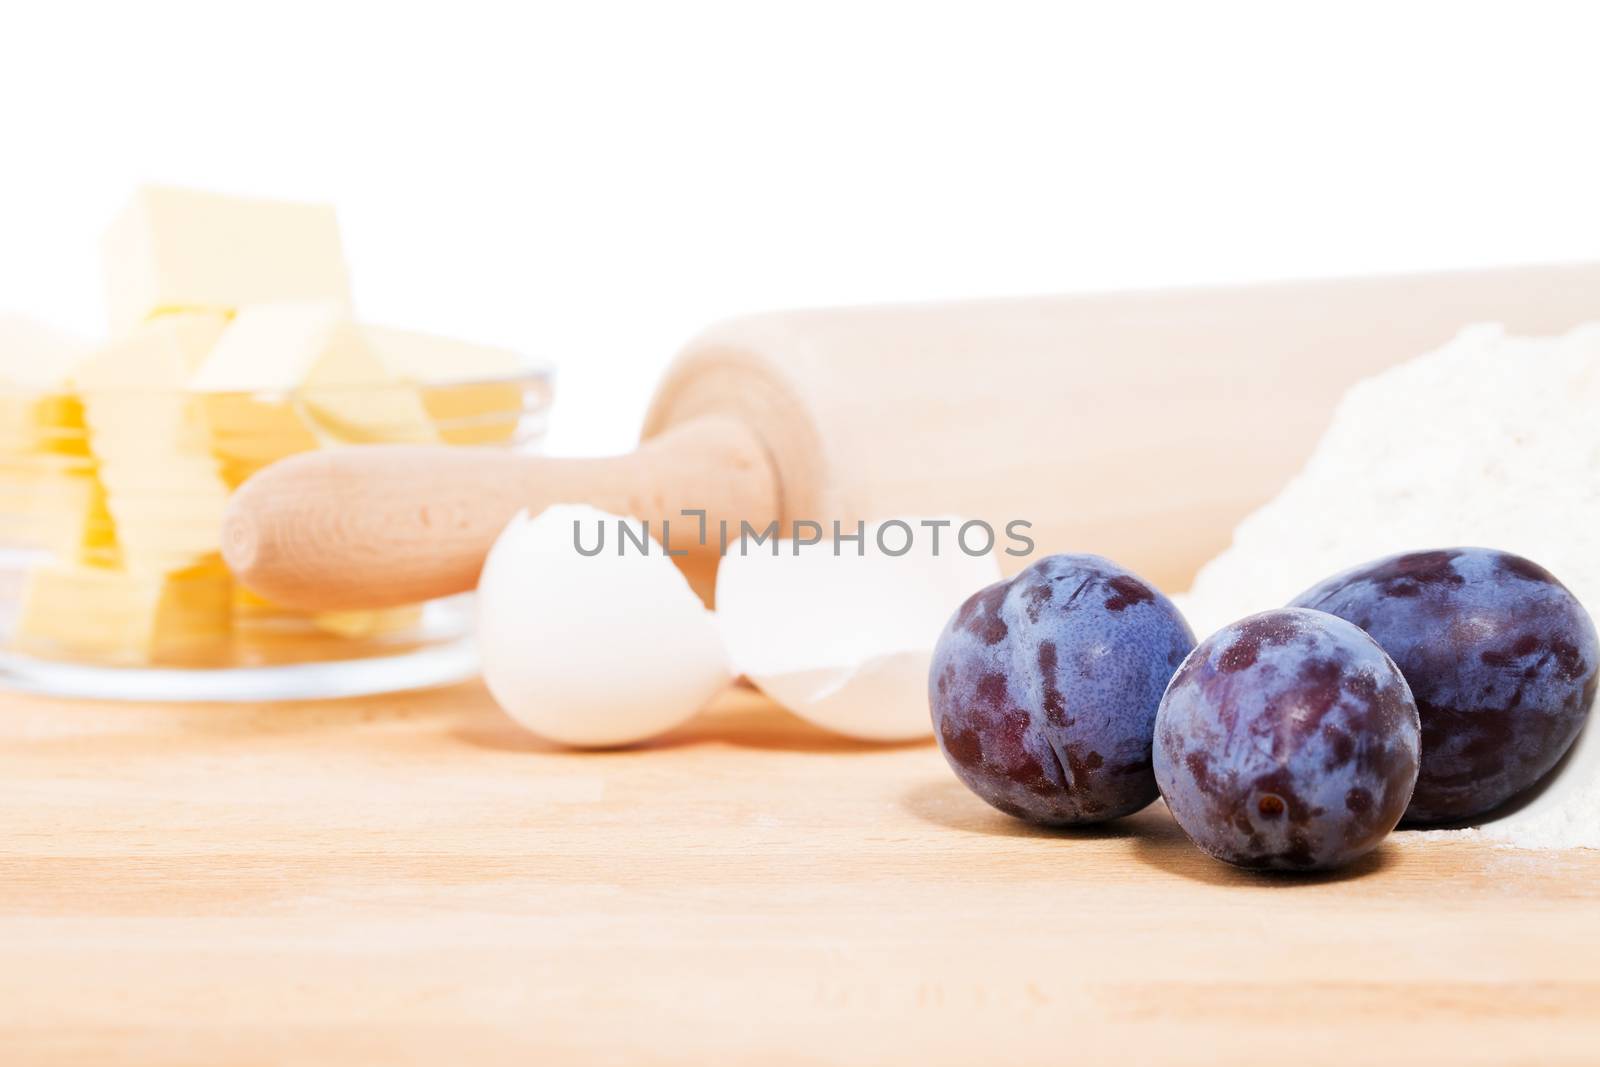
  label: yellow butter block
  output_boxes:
[299,320,438,445]
[77,314,232,571]
[0,315,88,389]
[297,381,438,445]
[0,317,112,564]
[414,380,527,445]
[14,559,232,665]
[357,325,527,380]
[231,584,422,641]
[310,606,424,639]
[103,186,351,334]
[77,312,227,388]
[74,476,119,566]
[182,306,328,483]
[199,393,321,487]
[188,300,344,391]
[0,392,90,458]
[0,316,92,457]
[359,326,528,444]
[190,302,437,446]
[0,458,117,564]
[90,460,230,570]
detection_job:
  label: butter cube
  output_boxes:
[14,558,232,665]
[188,300,346,391]
[76,312,226,389]
[358,325,526,381]
[310,606,424,639]
[231,584,421,644]
[0,315,88,389]
[103,186,351,334]
[0,317,113,563]
[199,393,321,487]
[191,302,436,445]
[0,457,117,564]
[77,314,232,571]
[186,301,334,481]
[0,315,92,455]
[301,328,438,445]
[359,326,529,445]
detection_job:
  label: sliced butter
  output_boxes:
[231,584,422,642]
[301,327,437,445]
[188,300,346,391]
[103,186,351,334]
[199,393,321,487]
[359,325,528,445]
[191,302,436,445]
[0,315,89,391]
[0,317,112,563]
[0,458,117,565]
[15,559,232,665]
[308,606,424,639]
[186,301,332,482]
[76,314,232,571]
[0,315,92,456]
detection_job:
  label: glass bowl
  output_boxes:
[0,368,553,701]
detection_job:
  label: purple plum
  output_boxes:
[1154,608,1420,871]
[929,554,1195,825]
[1290,548,1599,824]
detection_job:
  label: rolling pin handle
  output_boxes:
[221,417,780,611]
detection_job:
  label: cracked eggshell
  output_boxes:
[477,504,730,748]
[715,518,1002,741]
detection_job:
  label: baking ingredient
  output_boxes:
[75,313,233,573]
[1155,608,1420,871]
[1179,324,1600,849]
[477,505,730,747]
[103,186,351,334]
[359,325,526,445]
[15,559,232,664]
[0,465,113,564]
[5,186,538,667]
[1290,548,1598,824]
[0,317,110,561]
[190,301,437,447]
[0,316,90,451]
[228,583,423,644]
[189,300,348,391]
[929,554,1194,825]
[715,517,1000,741]
[358,325,524,382]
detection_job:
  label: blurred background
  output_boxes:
[3,1,1596,456]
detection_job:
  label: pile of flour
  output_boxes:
[1179,323,1600,849]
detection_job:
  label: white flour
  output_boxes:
[1178,323,1600,849]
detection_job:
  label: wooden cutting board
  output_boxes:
[2,683,1596,1065]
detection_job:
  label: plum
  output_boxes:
[929,554,1195,825]
[1290,548,1599,823]
[1154,608,1420,871]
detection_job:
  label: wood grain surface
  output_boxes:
[1,681,1596,1065]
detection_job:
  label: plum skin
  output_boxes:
[1290,548,1600,824]
[929,554,1196,825]
[1154,608,1421,871]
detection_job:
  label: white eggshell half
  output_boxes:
[714,517,1002,741]
[477,504,730,748]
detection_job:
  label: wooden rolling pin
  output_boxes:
[224,264,1600,611]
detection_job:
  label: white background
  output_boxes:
[3,1,1596,456]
